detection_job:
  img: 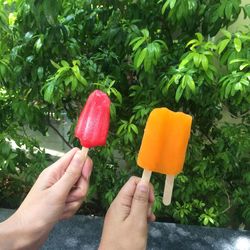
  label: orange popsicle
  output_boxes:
[137,108,192,175]
[137,107,192,205]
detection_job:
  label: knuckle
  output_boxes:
[105,204,116,220]
[65,170,76,179]
[72,203,80,210]
[74,201,82,210]
[129,176,140,183]
[133,192,148,203]
[127,217,146,232]
[38,168,48,178]
[76,187,87,200]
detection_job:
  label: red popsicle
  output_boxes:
[75,90,111,153]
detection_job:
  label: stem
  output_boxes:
[203,132,214,145]
[47,116,73,149]
[200,130,216,154]
[220,187,231,214]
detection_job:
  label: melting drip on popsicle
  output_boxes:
[137,107,192,205]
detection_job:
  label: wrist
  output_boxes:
[0,212,46,250]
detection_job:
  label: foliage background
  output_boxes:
[0,0,250,228]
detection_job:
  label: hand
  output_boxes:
[0,148,93,250]
[99,176,155,250]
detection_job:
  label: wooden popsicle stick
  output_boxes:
[141,169,152,183]
[163,174,175,206]
[81,147,89,160]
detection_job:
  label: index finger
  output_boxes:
[110,176,140,221]
[112,177,154,222]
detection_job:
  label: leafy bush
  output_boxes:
[0,0,249,228]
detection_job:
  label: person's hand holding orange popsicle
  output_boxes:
[137,108,192,205]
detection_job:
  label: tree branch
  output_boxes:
[48,118,73,149]
[220,187,231,214]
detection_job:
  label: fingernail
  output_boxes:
[75,150,84,160]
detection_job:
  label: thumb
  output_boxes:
[53,150,86,196]
[130,180,150,220]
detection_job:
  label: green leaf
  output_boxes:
[0,64,6,79]
[133,48,141,68]
[61,60,69,67]
[155,39,168,49]
[201,55,208,71]
[234,38,242,52]
[0,10,9,31]
[221,29,232,39]
[136,48,147,68]
[186,75,195,92]
[64,76,73,86]
[162,0,175,14]
[43,0,60,25]
[163,74,179,93]
[50,60,60,69]
[111,88,122,104]
[130,124,138,134]
[234,82,242,91]
[144,55,152,72]
[26,55,34,63]
[229,59,245,64]
[71,77,78,91]
[240,63,249,71]
[44,84,54,103]
[72,60,80,66]
[34,36,44,53]
[152,42,161,60]
[240,78,249,86]
[72,65,87,86]
[204,217,209,225]
[117,124,126,135]
[195,33,203,42]
[208,217,215,224]
[193,53,201,67]
[225,2,232,19]
[179,53,194,68]
[175,85,184,102]
[129,37,142,46]
[169,0,176,9]
[218,39,230,54]
[141,29,149,38]
[181,75,188,88]
[37,67,44,80]
[205,70,214,81]
[186,39,198,48]
[243,4,250,18]
[225,83,232,98]
[147,43,156,62]
[132,38,146,51]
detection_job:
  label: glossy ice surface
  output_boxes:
[137,108,192,175]
[75,90,111,148]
